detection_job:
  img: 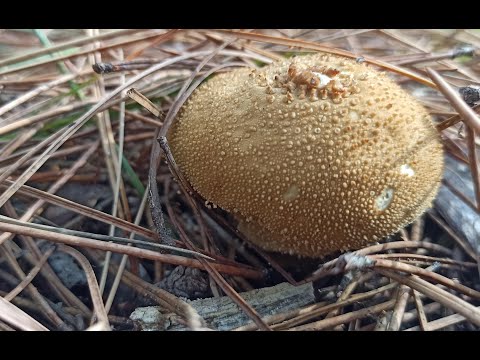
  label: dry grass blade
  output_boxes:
[88,30,128,297]
[0,215,211,259]
[127,88,163,117]
[0,29,138,68]
[427,68,480,134]
[377,269,480,326]
[85,321,110,331]
[0,30,169,76]
[126,29,180,60]
[236,282,397,331]
[466,126,480,210]
[395,50,471,66]
[386,285,412,331]
[0,321,15,331]
[104,184,149,314]
[355,241,452,256]
[209,30,436,87]
[412,290,429,331]
[305,241,452,283]
[56,245,110,329]
[372,253,476,268]
[0,73,79,118]
[0,141,99,246]
[0,221,263,279]
[404,307,479,331]
[0,297,48,331]
[289,300,396,331]
[0,180,157,240]
[0,50,214,209]
[0,101,96,137]
[1,243,68,329]
[373,258,480,299]
[427,212,477,260]
[0,124,44,160]
[4,246,55,301]
[436,104,480,131]
[442,179,478,213]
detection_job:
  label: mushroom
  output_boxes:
[168,53,444,257]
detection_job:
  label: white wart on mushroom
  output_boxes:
[168,53,444,257]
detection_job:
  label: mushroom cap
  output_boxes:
[168,53,444,257]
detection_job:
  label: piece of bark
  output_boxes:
[435,154,480,255]
[130,282,315,331]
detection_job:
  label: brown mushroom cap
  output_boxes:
[168,53,444,257]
